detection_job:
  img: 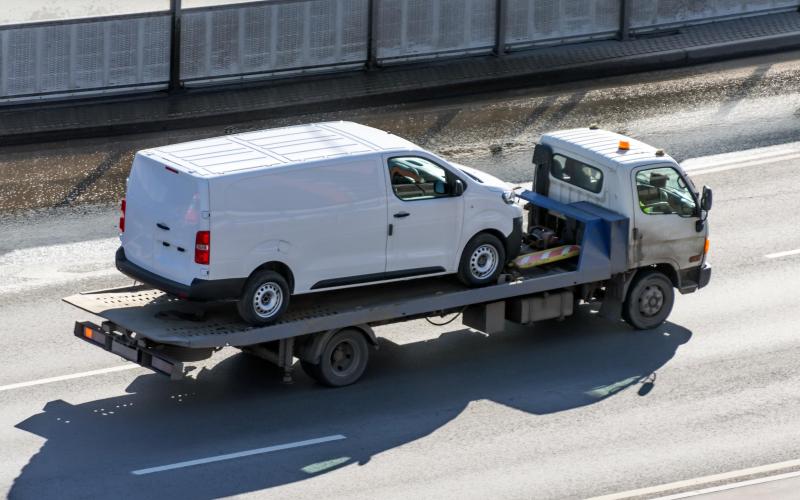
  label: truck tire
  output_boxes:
[237,270,290,326]
[623,270,674,330]
[301,329,369,387]
[458,233,506,287]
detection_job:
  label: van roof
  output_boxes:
[143,121,421,176]
[541,128,677,169]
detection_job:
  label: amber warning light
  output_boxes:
[618,140,630,151]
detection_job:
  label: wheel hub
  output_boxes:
[253,282,283,318]
[331,340,356,375]
[638,285,665,317]
[470,244,499,280]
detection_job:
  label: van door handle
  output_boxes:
[393,212,410,218]
[156,223,170,231]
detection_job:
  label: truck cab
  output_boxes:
[531,128,712,327]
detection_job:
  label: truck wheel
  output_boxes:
[458,233,506,287]
[301,329,369,387]
[623,270,674,330]
[237,270,290,326]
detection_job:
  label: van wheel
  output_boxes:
[237,270,290,326]
[623,270,674,330]
[301,329,369,387]
[458,233,506,286]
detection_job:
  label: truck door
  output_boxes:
[631,165,705,270]
[383,154,464,274]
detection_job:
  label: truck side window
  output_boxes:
[636,167,697,217]
[551,154,603,194]
[388,157,459,201]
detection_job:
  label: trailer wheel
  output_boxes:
[623,270,674,330]
[237,270,290,326]
[301,329,369,387]
[458,233,506,286]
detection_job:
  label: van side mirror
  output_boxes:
[434,180,447,195]
[701,185,713,211]
[453,179,464,196]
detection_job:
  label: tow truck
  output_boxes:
[65,128,712,387]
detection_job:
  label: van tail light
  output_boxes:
[119,198,126,233]
[195,231,210,265]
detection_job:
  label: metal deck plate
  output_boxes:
[63,278,472,348]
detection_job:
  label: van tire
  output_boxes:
[237,270,290,326]
[458,233,506,287]
[301,329,369,387]
[623,270,674,330]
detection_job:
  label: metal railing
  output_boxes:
[0,12,170,102]
[0,0,797,103]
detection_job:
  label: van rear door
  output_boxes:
[122,153,209,285]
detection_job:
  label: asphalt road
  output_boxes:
[2,52,800,499]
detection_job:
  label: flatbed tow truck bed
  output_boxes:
[64,191,629,382]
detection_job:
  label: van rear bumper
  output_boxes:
[115,247,244,301]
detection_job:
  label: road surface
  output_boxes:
[2,51,800,499]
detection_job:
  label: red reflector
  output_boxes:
[195,231,210,264]
[120,198,126,233]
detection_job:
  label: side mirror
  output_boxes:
[701,185,713,211]
[434,180,447,195]
[453,179,465,196]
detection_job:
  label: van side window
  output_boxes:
[636,167,697,217]
[388,157,460,201]
[551,154,603,194]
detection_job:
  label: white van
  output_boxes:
[117,122,523,324]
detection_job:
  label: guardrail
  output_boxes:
[0,0,797,103]
[0,12,170,102]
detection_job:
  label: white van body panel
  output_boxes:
[122,153,209,286]
[121,121,521,298]
[210,154,389,292]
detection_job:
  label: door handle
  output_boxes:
[156,223,170,231]
[394,212,410,218]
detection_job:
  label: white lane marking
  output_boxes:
[655,470,800,499]
[131,434,347,475]
[588,458,800,500]
[765,248,800,260]
[0,364,139,393]
[682,141,800,176]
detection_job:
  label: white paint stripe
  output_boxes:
[0,364,139,393]
[686,153,800,176]
[655,469,800,500]
[588,458,800,500]
[131,434,347,475]
[681,141,800,173]
[765,248,800,260]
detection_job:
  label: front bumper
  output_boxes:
[678,263,711,294]
[698,262,711,289]
[115,247,244,301]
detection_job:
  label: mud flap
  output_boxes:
[599,274,627,321]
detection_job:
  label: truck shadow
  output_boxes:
[11,310,691,499]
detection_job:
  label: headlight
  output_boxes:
[502,191,516,205]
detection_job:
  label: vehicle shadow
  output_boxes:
[10,309,692,499]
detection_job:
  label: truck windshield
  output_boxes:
[636,167,697,217]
